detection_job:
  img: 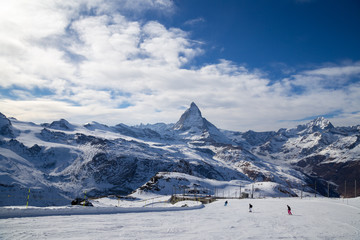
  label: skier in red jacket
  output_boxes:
[287,205,292,215]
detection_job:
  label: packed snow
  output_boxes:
[1,197,359,239]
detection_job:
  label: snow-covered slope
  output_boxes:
[1,198,360,240]
[132,172,301,198]
[1,103,359,206]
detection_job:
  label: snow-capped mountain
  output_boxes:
[0,103,359,206]
[0,113,16,137]
[225,116,360,196]
[173,102,230,144]
[41,119,75,131]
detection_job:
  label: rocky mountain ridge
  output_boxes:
[0,103,359,206]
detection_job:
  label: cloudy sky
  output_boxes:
[1,0,360,131]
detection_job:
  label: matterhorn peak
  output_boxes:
[172,102,230,143]
[188,102,202,117]
[173,102,203,131]
[190,101,200,110]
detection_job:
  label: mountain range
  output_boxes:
[0,102,359,206]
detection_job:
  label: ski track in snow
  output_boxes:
[1,198,359,240]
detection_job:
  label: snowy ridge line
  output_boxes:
[0,204,205,219]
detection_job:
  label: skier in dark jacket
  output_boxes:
[287,205,292,215]
[249,203,253,212]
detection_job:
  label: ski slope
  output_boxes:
[1,197,360,239]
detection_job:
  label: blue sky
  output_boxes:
[0,0,359,131]
[169,0,360,75]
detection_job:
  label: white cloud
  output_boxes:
[141,21,202,67]
[303,63,360,77]
[0,0,359,132]
[184,17,205,26]
[0,1,68,39]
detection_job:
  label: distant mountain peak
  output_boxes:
[0,112,14,137]
[293,116,334,135]
[306,117,334,130]
[172,102,230,143]
[0,112,9,124]
[190,101,200,110]
[173,102,203,131]
[48,119,74,131]
[188,102,202,118]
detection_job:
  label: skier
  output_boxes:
[224,201,228,206]
[249,203,253,212]
[287,205,292,215]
